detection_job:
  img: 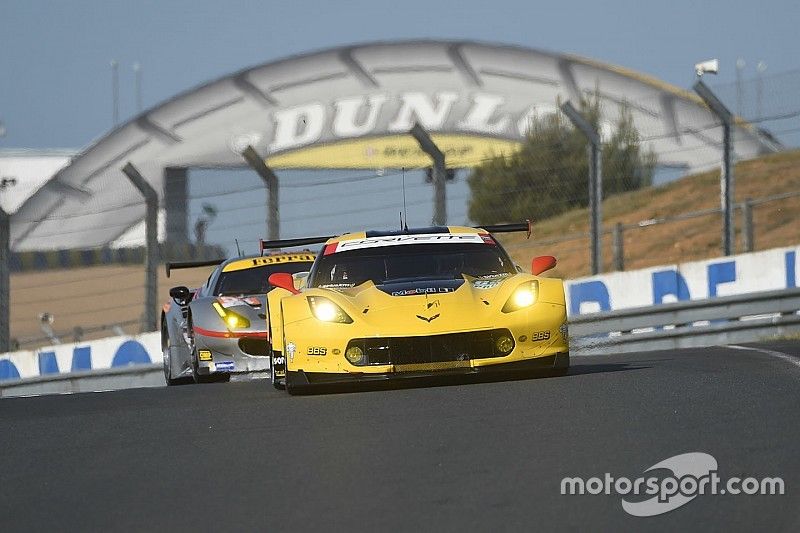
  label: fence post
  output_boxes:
[560,101,603,275]
[409,123,447,226]
[121,163,158,332]
[164,167,189,249]
[242,145,280,240]
[694,80,735,256]
[0,206,9,352]
[742,199,754,253]
[612,222,625,271]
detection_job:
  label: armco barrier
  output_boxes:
[0,364,163,398]
[570,287,800,354]
[0,332,161,382]
[565,245,798,315]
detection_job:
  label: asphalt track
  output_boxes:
[2,342,799,532]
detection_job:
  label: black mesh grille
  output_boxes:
[346,329,513,367]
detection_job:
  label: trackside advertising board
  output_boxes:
[564,245,799,316]
[1,245,798,381]
[0,332,161,382]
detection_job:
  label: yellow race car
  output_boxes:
[264,223,569,394]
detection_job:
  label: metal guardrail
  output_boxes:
[0,363,163,398]
[570,287,800,354]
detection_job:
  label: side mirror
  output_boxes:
[531,256,557,276]
[169,286,191,305]
[269,272,300,295]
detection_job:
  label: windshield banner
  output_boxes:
[330,233,486,254]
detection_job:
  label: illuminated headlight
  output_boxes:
[345,345,365,365]
[495,334,515,355]
[501,281,539,313]
[307,296,353,324]
[212,302,251,329]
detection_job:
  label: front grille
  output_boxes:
[346,329,513,367]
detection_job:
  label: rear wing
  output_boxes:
[165,258,225,278]
[259,235,335,255]
[481,220,532,239]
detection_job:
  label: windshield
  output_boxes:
[215,262,313,296]
[308,243,515,288]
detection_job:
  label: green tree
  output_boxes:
[467,98,655,225]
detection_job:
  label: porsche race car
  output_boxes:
[161,251,315,385]
[264,223,569,394]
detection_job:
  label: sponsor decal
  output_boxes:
[218,296,245,308]
[266,134,522,170]
[222,254,315,272]
[319,283,356,289]
[531,331,551,342]
[257,90,537,169]
[332,233,485,253]
[561,452,785,517]
[272,355,286,366]
[265,92,524,152]
[391,287,455,296]
[308,346,327,356]
[215,361,235,372]
[198,350,213,361]
[286,342,296,362]
[566,246,799,316]
[473,279,503,289]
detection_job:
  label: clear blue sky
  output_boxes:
[1,0,798,149]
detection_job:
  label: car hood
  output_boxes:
[303,275,528,332]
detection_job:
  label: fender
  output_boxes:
[267,288,294,353]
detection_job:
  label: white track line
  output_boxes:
[727,344,800,369]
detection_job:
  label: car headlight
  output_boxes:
[307,296,353,324]
[212,301,251,329]
[501,281,539,313]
